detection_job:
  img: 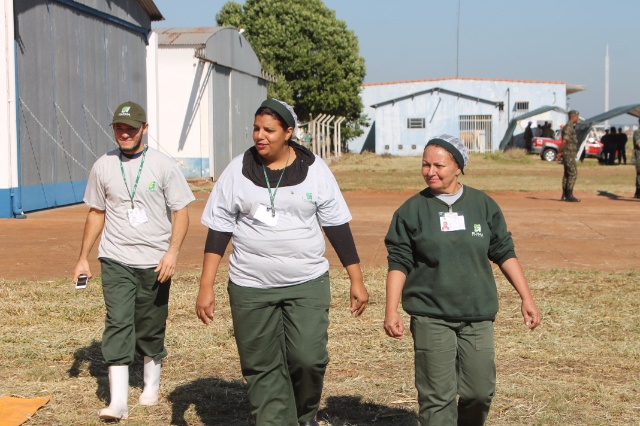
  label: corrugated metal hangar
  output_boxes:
[0,1,269,218]
[1,0,161,218]
[152,26,269,180]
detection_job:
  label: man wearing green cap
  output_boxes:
[72,101,195,420]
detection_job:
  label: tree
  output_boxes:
[216,0,367,142]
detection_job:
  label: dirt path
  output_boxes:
[1,190,638,282]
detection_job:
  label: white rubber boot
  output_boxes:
[139,356,162,406]
[99,365,129,420]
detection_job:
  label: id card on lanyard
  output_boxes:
[120,147,149,228]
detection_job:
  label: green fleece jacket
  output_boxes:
[385,185,516,321]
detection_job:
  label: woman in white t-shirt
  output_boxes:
[196,98,368,426]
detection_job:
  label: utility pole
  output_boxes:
[456,0,461,77]
[604,44,609,128]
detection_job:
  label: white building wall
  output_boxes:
[0,0,20,217]
[155,45,211,177]
[375,94,499,156]
[350,78,567,154]
[146,30,160,151]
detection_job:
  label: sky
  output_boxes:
[151,0,639,125]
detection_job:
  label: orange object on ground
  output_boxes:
[0,395,51,426]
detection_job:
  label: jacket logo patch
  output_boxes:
[472,224,484,237]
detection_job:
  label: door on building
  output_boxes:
[459,115,493,153]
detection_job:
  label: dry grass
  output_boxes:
[2,151,639,424]
[331,151,636,195]
[1,268,639,425]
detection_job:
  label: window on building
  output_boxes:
[407,118,426,129]
[514,101,529,116]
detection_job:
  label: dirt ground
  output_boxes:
[1,189,638,282]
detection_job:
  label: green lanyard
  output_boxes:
[261,148,291,217]
[119,147,147,209]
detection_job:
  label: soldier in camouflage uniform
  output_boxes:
[633,118,640,198]
[558,110,581,202]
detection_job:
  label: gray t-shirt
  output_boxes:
[84,147,195,268]
[201,153,352,288]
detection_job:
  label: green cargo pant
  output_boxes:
[228,272,330,426]
[100,258,170,366]
[410,316,496,426]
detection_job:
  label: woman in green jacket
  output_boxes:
[384,134,541,426]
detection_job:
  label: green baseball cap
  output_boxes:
[111,101,146,127]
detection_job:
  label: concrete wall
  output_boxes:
[374,94,499,155]
[153,46,210,177]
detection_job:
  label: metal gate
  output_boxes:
[459,115,493,153]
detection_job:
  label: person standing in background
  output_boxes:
[604,127,618,165]
[616,127,627,165]
[542,122,554,138]
[524,122,533,153]
[633,119,640,198]
[558,110,581,202]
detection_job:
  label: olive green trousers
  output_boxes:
[100,258,170,366]
[410,316,496,426]
[228,272,330,426]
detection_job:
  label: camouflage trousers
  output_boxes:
[563,155,578,191]
[635,150,640,189]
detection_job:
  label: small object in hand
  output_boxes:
[75,274,88,290]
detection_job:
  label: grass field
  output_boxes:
[1,151,639,425]
[330,150,636,195]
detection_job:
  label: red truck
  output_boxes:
[531,130,603,161]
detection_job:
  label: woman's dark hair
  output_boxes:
[255,107,291,138]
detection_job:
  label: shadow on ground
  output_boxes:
[67,339,146,403]
[167,380,418,426]
[319,395,418,426]
[168,377,251,425]
[65,342,416,425]
[597,190,640,201]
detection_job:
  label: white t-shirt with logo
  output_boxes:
[84,147,195,268]
[201,153,352,288]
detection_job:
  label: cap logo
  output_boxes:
[119,106,131,116]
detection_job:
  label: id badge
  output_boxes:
[439,212,465,232]
[127,207,149,228]
[254,204,279,227]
